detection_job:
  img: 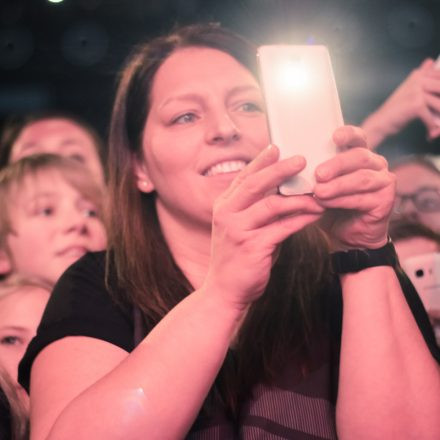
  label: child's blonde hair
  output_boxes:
[0,153,106,251]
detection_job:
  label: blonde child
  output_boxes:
[0,153,107,285]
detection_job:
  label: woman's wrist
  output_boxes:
[331,238,398,275]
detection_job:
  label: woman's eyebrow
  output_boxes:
[158,85,261,110]
[227,85,261,97]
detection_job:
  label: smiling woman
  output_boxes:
[16,23,440,440]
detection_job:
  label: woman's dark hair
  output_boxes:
[0,111,106,171]
[107,22,331,416]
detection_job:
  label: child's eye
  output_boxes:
[83,208,98,218]
[0,335,22,346]
[171,113,198,125]
[37,206,54,216]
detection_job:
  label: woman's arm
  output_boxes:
[336,266,440,440]
[314,125,440,439]
[30,288,245,440]
[30,145,324,440]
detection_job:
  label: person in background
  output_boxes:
[361,58,440,150]
[19,24,440,440]
[0,363,28,440]
[389,219,440,346]
[0,112,106,184]
[390,155,440,233]
[0,154,107,284]
[0,276,51,440]
[390,218,440,260]
[0,276,51,399]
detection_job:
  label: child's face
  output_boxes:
[5,170,107,285]
[0,286,49,383]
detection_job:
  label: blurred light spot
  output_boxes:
[387,3,434,48]
[0,27,33,70]
[61,21,108,67]
[48,0,64,3]
[320,10,362,55]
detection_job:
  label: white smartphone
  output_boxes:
[401,252,440,311]
[257,45,344,195]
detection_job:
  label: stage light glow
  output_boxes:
[48,0,64,4]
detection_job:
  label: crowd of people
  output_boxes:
[0,22,439,440]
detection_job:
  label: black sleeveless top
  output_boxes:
[19,251,440,439]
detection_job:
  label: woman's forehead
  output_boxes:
[150,46,259,100]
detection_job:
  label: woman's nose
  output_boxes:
[205,112,241,145]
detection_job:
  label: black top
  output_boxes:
[18,251,440,439]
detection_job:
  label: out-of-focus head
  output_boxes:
[0,276,50,405]
[391,155,440,233]
[0,112,106,184]
[0,154,107,285]
[390,219,440,261]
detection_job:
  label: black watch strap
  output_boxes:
[331,239,399,274]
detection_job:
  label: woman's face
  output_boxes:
[135,47,269,229]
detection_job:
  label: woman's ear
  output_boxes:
[133,157,155,193]
[0,249,12,276]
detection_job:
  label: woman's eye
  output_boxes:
[172,113,197,125]
[239,102,264,113]
[1,336,21,346]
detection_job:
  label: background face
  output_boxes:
[10,118,104,183]
[5,170,107,285]
[1,0,440,159]
[0,287,50,383]
[393,162,440,232]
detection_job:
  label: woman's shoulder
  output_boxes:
[18,250,136,392]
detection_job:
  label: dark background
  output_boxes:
[1,0,440,159]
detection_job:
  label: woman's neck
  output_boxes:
[156,203,212,290]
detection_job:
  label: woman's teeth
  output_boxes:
[205,160,247,176]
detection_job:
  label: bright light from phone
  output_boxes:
[276,61,309,91]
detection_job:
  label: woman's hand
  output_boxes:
[204,145,324,311]
[314,126,395,250]
[361,58,440,148]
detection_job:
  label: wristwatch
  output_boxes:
[331,239,399,274]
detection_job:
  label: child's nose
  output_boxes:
[63,210,89,234]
